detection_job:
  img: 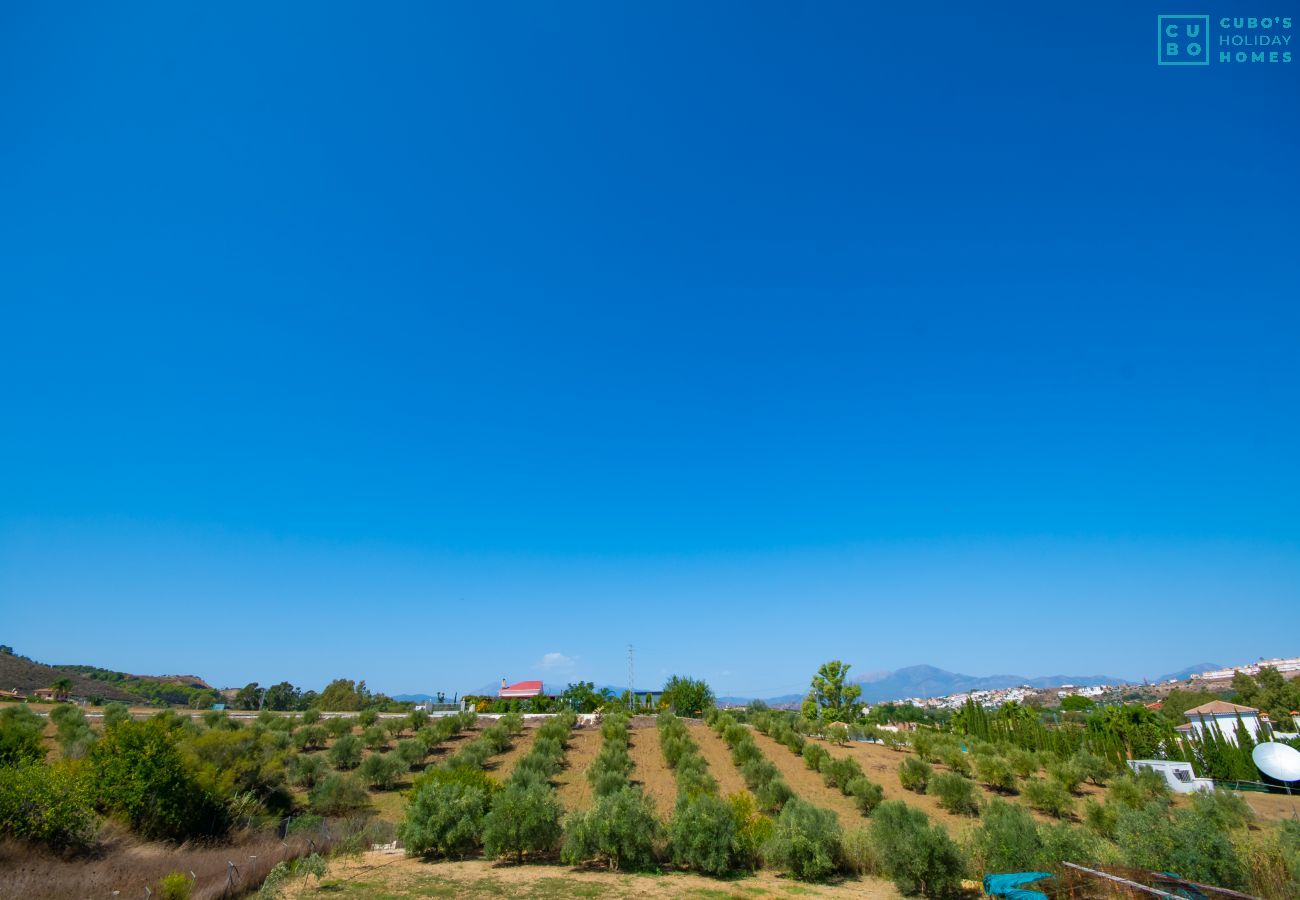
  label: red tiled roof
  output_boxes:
[499,680,544,697]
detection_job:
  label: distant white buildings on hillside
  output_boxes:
[1189,657,1300,682]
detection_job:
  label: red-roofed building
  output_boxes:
[499,679,545,699]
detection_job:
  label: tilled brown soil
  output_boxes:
[790,735,1112,830]
[748,728,866,831]
[484,727,538,782]
[554,727,602,813]
[687,720,751,798]
[627,726,677,818]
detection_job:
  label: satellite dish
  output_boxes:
[1252,742,1300,782]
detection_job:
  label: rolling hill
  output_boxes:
[0,647,214,705]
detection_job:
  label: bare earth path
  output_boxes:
[688,721,750,799]
[554,727,602,813]
[286,850,903,898]
[627,725,677,819]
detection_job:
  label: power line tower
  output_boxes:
[627,644,635,712]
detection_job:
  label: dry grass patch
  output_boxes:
[284,850,903,898]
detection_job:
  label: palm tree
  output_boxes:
[50,677,73,700]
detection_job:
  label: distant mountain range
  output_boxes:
[394,663,1230,708]
[718,662,1215,707]
[1155,663,1222,683]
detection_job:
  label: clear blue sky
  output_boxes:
[2,3,1297,698]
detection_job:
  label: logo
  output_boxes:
[1158,15,1210,65]
[1157,15,1294,65]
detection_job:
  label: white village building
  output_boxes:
[1177,700,1266,745]
[1127,759,1213,794]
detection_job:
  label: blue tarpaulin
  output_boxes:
[983,871,1052,899]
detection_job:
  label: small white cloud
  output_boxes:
[538,652,576,670]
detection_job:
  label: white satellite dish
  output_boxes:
[1252,742,1300,783]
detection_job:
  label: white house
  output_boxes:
[1127,759,1213,794]
[1179,700,1265,745]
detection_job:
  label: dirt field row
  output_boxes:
[627,724,678,818]
[284,851,902,898]
[688,720,750,797]
[553,727,602,812]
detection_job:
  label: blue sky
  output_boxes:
[1,4,1297,698]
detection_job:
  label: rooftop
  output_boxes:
[499,679,544,698]
[1183,700,1258,717]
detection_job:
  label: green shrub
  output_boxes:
[287,752,327,788]
[180,726,294,816]
[1106,769,1171,810]
[358,709,379,728]
[899,757,932,793]
[1238,819,1300,899]
[410,764,501,796]
[727,791,772,871]
[361,725,387,750]
[740,756,779,788]
[359,752,404,790]
[764,799,842,882]
[329,734,363,770]
[841,825,877,875]
[1115,802,1245,889]
[293,725,327,752]
[669,793,737,875]
[1188,788,1253,830]
[1047,760,1084,794]
[847,776,884,815]
[1038,821,1106,871]
[400,777,492,858]
[968,798,1042,872]
[1007,748,1039,779]
[384,718,406,738]
[301,708,322,725]
[870,800,965,898]
[589,767,628,798]
[911,730,937,762]
[755,777,795,814]
[0,705,45,766]
[928,771,981,816]
[802,743,830,771]
[1021,777,1074,818]
[561,786,662,871]
[826,724,848,746]
[324,717,354,738]
[482,783,563,863]
[103,702,132,729]
[820,755,863,792]
[395,738,426,770]
[0,761,98,850]
[975,754,1018,793]
[157,872,191,900]
[89,720,227,841]
[308,773,371,816]
[1082,798,1118,838]
[407,709,429,731]
[938,747,971,778]
[1070,749,1113,786]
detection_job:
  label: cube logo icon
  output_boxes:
[1158,15,1210,65]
